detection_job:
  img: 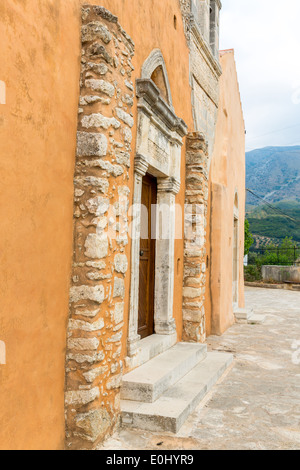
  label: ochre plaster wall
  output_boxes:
[0,0,81,450]
[206,50,246,336]
[0,0,193,449]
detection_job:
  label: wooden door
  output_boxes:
[138,174,157,339]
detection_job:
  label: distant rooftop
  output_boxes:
[219,49,234,56]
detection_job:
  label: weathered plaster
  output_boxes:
[207,50,246,336]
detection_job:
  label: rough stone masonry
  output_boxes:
[183,133,209,343]
[65,5,134,450]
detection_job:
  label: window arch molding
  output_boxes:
[141,49,174,108]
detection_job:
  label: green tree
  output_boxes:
[255,237,298,267]
[244,219,254,256]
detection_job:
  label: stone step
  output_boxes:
[234,307,254,323]
[121,342,207,403]
[235,307,266,325]
[248,313,266,325]
[121,352,233,433]
[126,333,177,371]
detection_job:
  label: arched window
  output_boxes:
[234,192,239,211]
[151,66,169,103]
[141,49,173,107]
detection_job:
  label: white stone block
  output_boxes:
[76,131,108,157]
[65,387,100,406]
[70,285,104,304]
[84,233,108,259]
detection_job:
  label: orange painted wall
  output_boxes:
[0,0,193,449]
[0,0,81,450]
[206,50,246,336]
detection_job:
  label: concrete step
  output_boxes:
[234,307,254,323]
[248,313,266,325]
[235,307,266,325]
[121,352,233,433]
[292,284,300,291]
[121,342,207,403]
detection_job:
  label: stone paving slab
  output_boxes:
[98,287,300,450]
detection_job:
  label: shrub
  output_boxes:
[244,265,262,282]
[248,237,299,267]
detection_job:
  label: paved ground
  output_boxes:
[100,287,300,450]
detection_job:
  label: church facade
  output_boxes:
[0,1,245,450]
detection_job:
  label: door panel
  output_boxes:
[138,174,156,339]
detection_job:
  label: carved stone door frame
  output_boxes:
[127,53,187,358]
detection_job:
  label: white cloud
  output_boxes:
[220,0,300,150]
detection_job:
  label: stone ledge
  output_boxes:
[234,307,266,325]
[190,19,222,78]
[136,79,188,136]
[245,281,300,291]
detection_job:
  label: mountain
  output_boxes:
[246,146,300,207]
[245,146,300,244]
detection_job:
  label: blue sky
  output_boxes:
[220,0,300,151]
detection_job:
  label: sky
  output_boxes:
[219,0,300,152]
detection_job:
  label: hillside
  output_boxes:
[246,146,300,207]
[246,201,300,244]
[245,146,300,244]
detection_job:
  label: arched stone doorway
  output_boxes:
[127,50,187,361]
